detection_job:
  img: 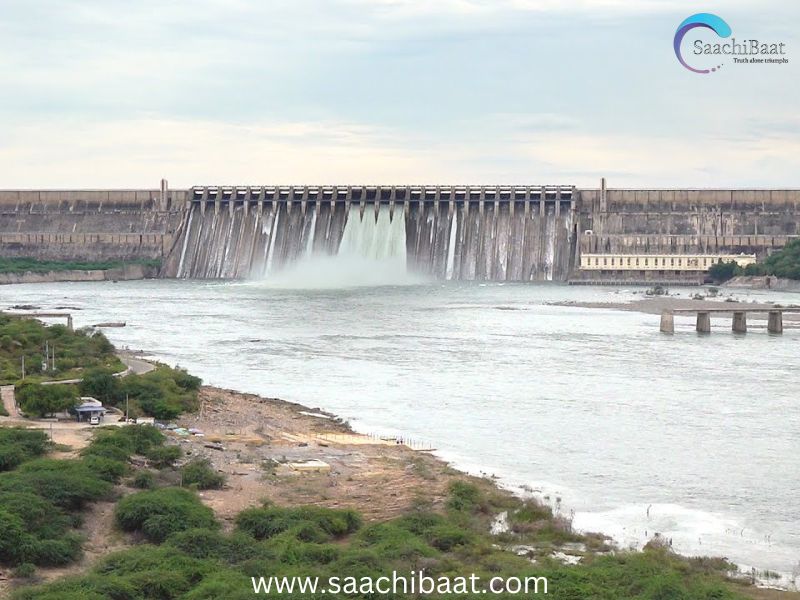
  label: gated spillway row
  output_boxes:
[164,187,577,282]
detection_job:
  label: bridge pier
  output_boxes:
[660,310,674,334]
[768,310,783,334]
[696,311,711,333]
[732,311,747,333]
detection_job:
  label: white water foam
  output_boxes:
[257,205,425,289]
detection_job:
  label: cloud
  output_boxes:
[0,0,798,187]
[2,114,799,189]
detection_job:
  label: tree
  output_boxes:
[708,260,738,283]
[761,238,800,280]
[79,368,121,405]
[16,383,78,418]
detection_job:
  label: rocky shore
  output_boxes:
[0,264,157,285]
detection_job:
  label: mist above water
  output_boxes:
[255,206,425,289]
[252,254,427,289]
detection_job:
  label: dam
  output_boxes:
[1,181,799,283]
[165,185,576,281]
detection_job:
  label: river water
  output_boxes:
[2,277,798,578]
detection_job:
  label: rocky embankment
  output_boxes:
[0,264,157,285]
[724,275,800,291]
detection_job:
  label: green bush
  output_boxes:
[708,260,739,283]
[167,529,259,563]
[79,368,122,406]
[115,488,218,543]
[0,428,50,471]
[425,523,474,551]
[761,238,800,280]
[81,455,128,483]
[118,367,201,420]
[13,562,36,579]
[146,445,181,469]
[236,506,361,541]
[0,315,121,384]
[130,470,156,490]
[446,480,484,513]
[180,459,225,490]
[0,458,113,511]
[117,424,165,454]
[16,383,78,417]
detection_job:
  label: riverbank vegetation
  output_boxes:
[710,240,800,282]
[0,257,161,274]
[80,365,201,420]
[0,314,123,384]
[10,474,760,600]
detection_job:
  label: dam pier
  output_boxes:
[0,180,798,283]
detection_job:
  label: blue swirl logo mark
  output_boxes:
[674,13,732,74]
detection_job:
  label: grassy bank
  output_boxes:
[0,258,161,274]
[8,467,764,599]
[0,314,123,385]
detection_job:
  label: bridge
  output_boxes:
[659,307,800,334]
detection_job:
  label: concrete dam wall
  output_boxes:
[577,187,800,255]
[0,188,186,262]
[1,183,799,283]
[163,186,576,281]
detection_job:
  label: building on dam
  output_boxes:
[0,179,797,284]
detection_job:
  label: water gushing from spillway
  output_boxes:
[167,201,574,282]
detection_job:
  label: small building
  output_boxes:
[579,253,756,273]
[72,397,107,423]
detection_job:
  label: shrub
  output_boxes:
[16,383,78,417]
[115,488,218,543]
[0,508,31,564]
[130,471,155,490]
[117,425,165,454]
[446,481,483,513]
[79,368,122,406]
[0,459,113,511]
[146,445,181,469]
[119,367,201,420]
[81,455,128,483]
[513,500,553,525]
[0,428,50,471]
[236,506,362,541]
[180,459,225,490]
[13,563,36,579]
[426,524,474,551]
[166,529,259,563]
[708,260,738,283]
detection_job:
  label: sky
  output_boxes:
[0,0,798,188]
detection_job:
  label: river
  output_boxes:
[2,277,798,578]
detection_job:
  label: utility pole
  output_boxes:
[21,356,25,380]
[125,394,129,422]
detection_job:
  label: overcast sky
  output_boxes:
[0,0,798,188]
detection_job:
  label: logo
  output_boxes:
[673,13,731,74]
[673,13,788,74]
